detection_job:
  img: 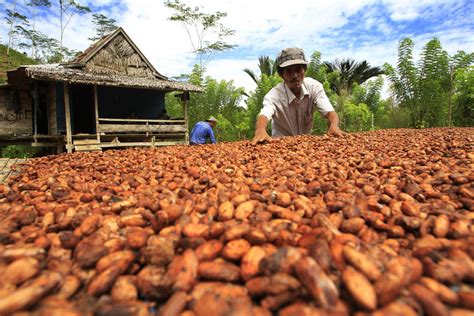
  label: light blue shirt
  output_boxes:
[190,121,216,144]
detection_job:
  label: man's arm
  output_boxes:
[326,111,344,136]
[252,115,273,144]
[208,126,217,144]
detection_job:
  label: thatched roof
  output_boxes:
[64,28,167,80]
[7,27,203,93]
[22,64,203,92]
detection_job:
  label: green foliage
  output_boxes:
[1,145,39,158]
[89,13,118,41]
[352,77,384,113]
[59,0,91,61]
[5,7,30,54]
[324,58,384,95]
[243,56,276,86]
[306,51,327,83]
[0,44,38,84]
[342,102,372,132]
[376,99,412,129]
[452,66,474,126]
[385,37,472,128]
[164,0,236,69]
[166,65,247,142]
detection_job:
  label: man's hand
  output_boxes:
[252,115,273,144]
[252,128,273,144]
[326,111,346,137]
[328,125,345,137]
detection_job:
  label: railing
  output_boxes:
[97,118,187,134]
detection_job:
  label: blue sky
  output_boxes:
[1,0,473,96]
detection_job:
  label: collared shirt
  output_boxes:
[259,77,334,137]
[190,121,216,144]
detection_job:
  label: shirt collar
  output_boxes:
[284,80,309,102]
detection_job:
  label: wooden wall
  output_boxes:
[85,34,155,78]
[0,88,33,136]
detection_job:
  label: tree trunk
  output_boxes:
[7,0,18,55]
[59,0,64,62]
[447,66,454,127]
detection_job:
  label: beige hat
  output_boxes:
[206,116,218,123]
[276,47,308,68]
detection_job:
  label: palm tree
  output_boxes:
[243,55,276,84]
[324,58,384,95]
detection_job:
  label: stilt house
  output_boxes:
[0,27,203,152]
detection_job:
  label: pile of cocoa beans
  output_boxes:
[0,127,473,315]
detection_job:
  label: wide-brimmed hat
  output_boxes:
[206,116,218,123]
[276,47,308,68]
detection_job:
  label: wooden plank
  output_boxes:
[0,158,27,183]
[74,145,102,151]
[98,124,187,133]
[99,118,185,124]
[0,159,10,172]
[100,141,185,148]
[73,139,100,145]
[63,82,73,153]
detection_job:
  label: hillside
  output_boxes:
[0,44,38,84]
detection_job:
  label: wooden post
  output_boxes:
[63,82,73,153]
[183,92,190,145]
[33,81,38,136]
[94,85,100,143]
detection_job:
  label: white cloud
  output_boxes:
[382,0,464,21]
[0,0,472,106]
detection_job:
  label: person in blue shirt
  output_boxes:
[190,116,217,145]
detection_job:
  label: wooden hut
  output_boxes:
[0,27,203,153]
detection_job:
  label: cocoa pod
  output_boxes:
[198,260,241,282]
[136,265,172,300]
[111,275,138,301]
[245,276,271,297]
[458,290,474,309]
[95,250,135,273]
[342,266,377,310]
[218,201,234,221]
[0,271,62,315]
[222,238,251,261]
[408,283,449,316]
[53,275,81,300]
[343,245,381,281]
[158,291,188,316]
[4,257,40,285]
[241,246,266,280]
[433,214,450,237]
[166,249,198,292]
[294,256,338,308]
[375,256,413,306]
[87,265,123,296]
[419,277,459,305]
[235,200,256,219]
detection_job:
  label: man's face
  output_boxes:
[282,64,306,90]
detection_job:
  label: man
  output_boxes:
[252,47,344,143]
[190,116,217,145]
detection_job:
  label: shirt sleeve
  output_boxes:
[208,126,216,143]
[259,94,277,120]
[312,81,335,117]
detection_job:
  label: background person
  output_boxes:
[190,116,218,145]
